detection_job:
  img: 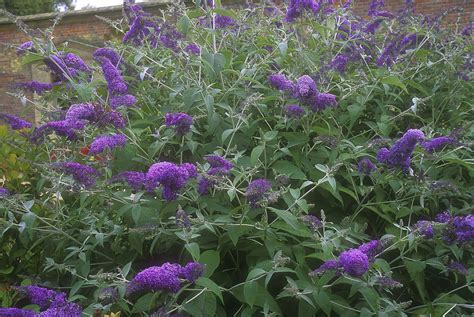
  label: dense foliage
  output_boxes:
[0,0,473,316]
[0,0,73,16]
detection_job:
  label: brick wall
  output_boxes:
[0,0,472,120]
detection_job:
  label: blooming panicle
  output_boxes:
[176,206,191,229]
[31,120,84,142]
[435,211,452,223]
[93,48,121,67]
[44,53,90,81]
[338,249,370,277]
[284,105,305,118]
[358,157,376,175]
[375,276,403,288]
[0,308,36,316]
[53,162,100,188]
[309,259,340,276]
[214,15,236,29]
[461,22,473,37]
[421,136,457,153]
[312,93,337,111]
[376,129,425,171]
[447,262,468,275]
[185,43,201,55]
[205,155,233,175]
[302,215,322,231]
[110,171,145,192]
[295,75,318,102]
[0,187,10,197]
[0,113,32,130]
[15,285,66,310]
[65,103,96,122]
[17,41,34,55]
[127,262,203,295]
[145,162,196,200]
[285,0,321,23]
[358,240,384,259]
[98,110,128,129]
[331,54,350,73]
[165,113,193,135]
[414,220,434,239]
[39,302,82,317]
[180,262,205,282]
[268,74,294,92]
[246,179,272,208]
[16,81,54,95]
[89,133,127,155]
[110,94,137,109]
[62,53,91,74]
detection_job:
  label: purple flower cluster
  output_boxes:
[184,43,201,55]
[285,0,321,23]
[17,41,34,55]
[53,162,100,188]
[414,212,474,246]
[331,54,350,73]
[0,187,10,197]
[0,113,32,130]
[246,178,272,208]
[126,262,204,295]
[165,113,193,135]
[421,136,457,153]
[284,105,305,118]
[16,81,54,95]
[145,162,197,201]
[214,15,236,29]
[301,215,322,232]
[367,0,393,18]
[10,285,81,317]
[197,155,233,195]
[377,129,425,171]
[94,48,136,108]
[377,33,419,67]
[44,53,90,81]
[0,308,36,316]
[110,171,146,192]
[309,240,384,277]
[89,133,126,155]
[268,73,338,112]
[358,157,375,175]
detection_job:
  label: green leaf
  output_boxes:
[272,161,306,180]
[185,242,200,261]
[214,8,237,19]
[200,250,220,277]
[269,208,305,231]
[381,75,408,93]
[251,145,265,165]
[313,290,332,316]
[132,293,154,313]
[196,277,224,304]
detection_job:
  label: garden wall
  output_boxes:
[0,0,472,120]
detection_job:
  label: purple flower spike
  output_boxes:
[0,113,32,130]
[331,55,349,73]
[284,105,305,118]
[414,220,434,239]
[0,187,10,198]
[295,75,318,102]
[246,179,272,208]
[268,74,294,92]
[165,113,193,135]
[302,215,322,232]
[205,155,233,175]
[180,262,205,282]
[110,94,137,108]
[16,81,54,95]
[39,302,82,317]
[127,262,190,294]
[358,240,384,259]
[309,259,340,276]
[15,285,66,310]
[65,103,96,122]
[422,136,456,153]
[93,48,121,67]
[285,0,322,23]
[89,134,127,155]
[338,249,369,277]
[185,43,201,55]
[145,162,196,200]
[53,162,100,188]
[447,262,468,275]
[214,15,236,29]
[376,129,425,171]
[110,171,145,192]
[0,308,36,317]
[311,93,337,112]
[358,158,375,175]
[17,41,34,55]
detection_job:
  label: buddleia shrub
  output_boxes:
[0,0,473,316]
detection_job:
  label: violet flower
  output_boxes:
[89,134,127,155]
[16,81,54,95]
[358,158,376,175]
[377,129,425,171]
[246,179,272,208]
[285,0,321,23]
[145,162,197,201]
[110,171,146,192]
[53,162,100,188]
[421,136,456,153]
[165,113,193,135]
[0,113,32,130]
[284,105,305,118]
